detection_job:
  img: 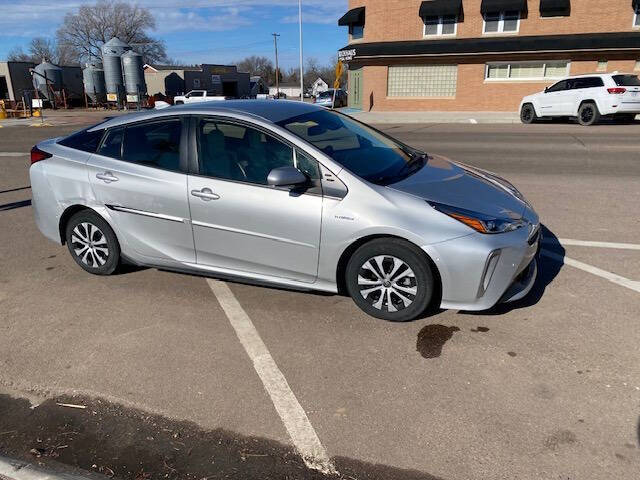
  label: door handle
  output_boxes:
[190,188,220,201]
[96,171,118,183]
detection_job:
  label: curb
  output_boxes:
[0,456,107,480]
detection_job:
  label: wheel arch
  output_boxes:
[335,234,442,307]
[58,204,107,245]
[576,98,598,115]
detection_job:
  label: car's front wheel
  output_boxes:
[577,102,600,126]
[520,103,538,124]
[346,238,434,321]
[65,210,120,275]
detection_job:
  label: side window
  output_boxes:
[296,149,321,180]
[198,119,294,185]
[122,119,182,172]
[98,128,123,159]
[547,80,567,93]
[59,128,104,153]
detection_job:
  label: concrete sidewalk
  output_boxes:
[342,109,521,124]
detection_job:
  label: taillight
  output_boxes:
[607,87,626,94]
[30,146,52,165]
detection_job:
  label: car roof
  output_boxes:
[90,100,325,131]
[562,72,635,79]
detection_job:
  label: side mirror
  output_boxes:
[544,87,549,93]
[267,166,308,187]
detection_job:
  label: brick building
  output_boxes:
[338,0,640,111]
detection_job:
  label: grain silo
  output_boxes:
[121,50,146,99]
[101,37,131,102]
[82,61,106,103]
[33,61,63,100]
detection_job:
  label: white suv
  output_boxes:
[520,73,640,126]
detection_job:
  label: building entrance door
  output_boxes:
[348,68,362,109]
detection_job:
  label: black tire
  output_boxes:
[65,210,120,275]
[577,102,600,126]
[345,238,434,322]
[520,103,538,124]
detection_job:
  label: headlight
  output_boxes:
[428,202,526,234]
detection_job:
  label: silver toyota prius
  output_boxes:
[30,101,540,321]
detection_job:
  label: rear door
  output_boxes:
[567,77,604,115]
[187,117,323,282]
[87,117,195,262]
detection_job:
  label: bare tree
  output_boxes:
[7,46,33,62]
[56,0,167,64]
[237,55,276,85]
[29,38,57,63]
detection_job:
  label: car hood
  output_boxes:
[387,154,527,220]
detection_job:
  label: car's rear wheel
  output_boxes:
[520,104,538,124]
[346,239,434,322]
[577,102,600,126]
[65,211,120,275]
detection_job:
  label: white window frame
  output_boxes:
[484,61,571,82]
[422,15,458,37]
[482,11,520,34]
[634,5,640,28]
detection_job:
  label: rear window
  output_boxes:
[317,91,333,98]
[58,127,104,153]
[613,74,640,86]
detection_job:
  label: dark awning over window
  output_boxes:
[338,7,365,26]
[633,0,639,9]
[339,32,640,59]
[480,0,527,13]
[419,0,462,17]
[540,0,571,16]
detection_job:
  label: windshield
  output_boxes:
[276,109,424,184]
[613,74,640,86]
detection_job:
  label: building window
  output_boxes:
[193,78,201,88]
[387,65,457,98]
[635,60,640,71]
[350,24,364,40]
[423,15,457,37]
[483,11,520,34]
[596,60,608,72]
[634,5,640,27]
[485,61,570,81]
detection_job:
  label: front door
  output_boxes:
[538,80,569,115]
[187,117,322,283]
[348,68,363,109]
[87,117,195,262]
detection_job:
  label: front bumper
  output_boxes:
[422,222,540,311]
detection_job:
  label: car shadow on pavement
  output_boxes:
[0,186,30,194]
[458,225,565,316]
[0,393,445,480]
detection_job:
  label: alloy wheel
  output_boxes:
[70,222,109,268]
[358,255,417,312]
[580,106,594,123]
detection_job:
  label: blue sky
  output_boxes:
[0,0,349,69]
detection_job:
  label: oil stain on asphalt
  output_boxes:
[416,325,460,359]
[0,394,445,480]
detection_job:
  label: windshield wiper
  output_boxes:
[396,152,427,178]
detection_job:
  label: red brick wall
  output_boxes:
[344,1,640,111]
[359,59,639,112]
[348,0,640,42]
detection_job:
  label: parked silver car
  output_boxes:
[30,101,540,321]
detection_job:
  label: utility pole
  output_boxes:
[272,33,281,98]
[298,0,304,101]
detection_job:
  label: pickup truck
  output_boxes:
[173,90,227,105]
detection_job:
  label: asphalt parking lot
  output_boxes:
[1,113,639,479]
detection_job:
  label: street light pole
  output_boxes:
[272,33,281,98]
[298,0,304,101]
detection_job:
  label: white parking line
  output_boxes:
[551,238,640,251]
[541,250,640,293]
[0,152,28,157]
[207,279,338,475]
